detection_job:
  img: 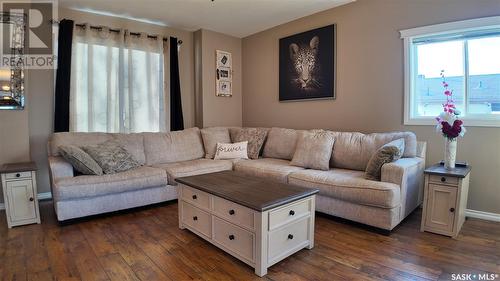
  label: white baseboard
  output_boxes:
[0,192,52,210]
[466,209,500,222]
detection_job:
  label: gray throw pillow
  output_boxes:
[290,130,335,171]
[365,145,401,181]
[201,127,231,159]
[82,140,141,174]
[233,128,268,159]
[59,145,103,175]
[383,138,405,161]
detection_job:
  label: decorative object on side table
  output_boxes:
[0,162,41,228]
[435,70,466,169]
[421,163,471,238]
[279,25,336,101]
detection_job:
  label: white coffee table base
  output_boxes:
[178,184,315,277]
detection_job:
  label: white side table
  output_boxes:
[1,162,41,228]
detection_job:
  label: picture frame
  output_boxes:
[279,24,336,102]
[216,50,233,97]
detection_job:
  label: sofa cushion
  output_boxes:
[59,145,103,175]
[262,127,300,160]
[153,159,233,185]
[109,133,146,165]
[54,166,168,200]
[201,127,231,159]
[291,130,335,171]
[288,169,400,208]
[234,158,304,183]
[330,131,417,171]
[82,140,141,174]
[143,127,205,165]
[49,132,111,156]
[232,128,268,159]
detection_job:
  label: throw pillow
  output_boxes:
[364,144,402,181]
[214,141,249,160]
[383,138,405,161]
[59,145,103,175]
[82,140,141,174]
[290,130,335,171]
[232,128,268,159]
[201,127,231,159]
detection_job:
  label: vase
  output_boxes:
[444,138,457,169]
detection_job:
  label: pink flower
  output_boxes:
[444,90,451,96]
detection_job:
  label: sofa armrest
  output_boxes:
[417,141,427,159]
[48,156,74,180]
[381,157,425,219]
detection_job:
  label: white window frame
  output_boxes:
[400,16,500,127]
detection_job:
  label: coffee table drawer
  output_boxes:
[269,199,311,230]
[213,196,255,230]
[182,186,211,209]
[181,202,211,238]
[213,217,254,262]
[268,217,310,263]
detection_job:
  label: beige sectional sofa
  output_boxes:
[47,127,426,230]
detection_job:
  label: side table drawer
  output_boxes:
[213,196,255,230]
[269,199,311,230]
[181,202,212,238]
[268,217,310,263]
[429,175,459,186]
[213,217,254,263]
[181,186,211,210]
[5,171,32,180]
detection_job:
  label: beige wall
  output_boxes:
[195,29,242,127]
[242,0,500,214]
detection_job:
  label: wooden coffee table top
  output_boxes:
[176,171,319,212]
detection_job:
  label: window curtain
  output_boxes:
[170,37,184,131]
[70,25,166,133]
[54,19,74,132]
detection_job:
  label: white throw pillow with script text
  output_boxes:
[214,141,249,160]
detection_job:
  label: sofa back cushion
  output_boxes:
[144,127,205,165]
[262,127,301,160]
[330,131,417,171]
[49,132,111,157]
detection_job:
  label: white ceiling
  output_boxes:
[59,0,354,38]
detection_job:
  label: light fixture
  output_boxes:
[1,85,10,91]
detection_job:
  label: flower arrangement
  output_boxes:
[435,70,466,141]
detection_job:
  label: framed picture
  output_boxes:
[217,80,232,97]
[216,50,233,97]
[279,25,336,101]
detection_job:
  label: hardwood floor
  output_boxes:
[1,200,499,281]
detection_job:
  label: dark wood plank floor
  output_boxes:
[1,200,499,281]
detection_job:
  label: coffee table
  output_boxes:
[176,171,319,276]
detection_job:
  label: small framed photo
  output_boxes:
[217,80,232,97]
[216,50,232,68]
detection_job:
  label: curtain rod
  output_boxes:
[51,20,183,45]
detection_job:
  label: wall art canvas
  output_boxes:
[216,50,232,97]
[279,25,336,101]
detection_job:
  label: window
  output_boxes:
[70,27,166,133]
[401,16,500,126]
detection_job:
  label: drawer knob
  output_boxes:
[192,195,197,200]
[192,216,198,221]
[29,197,34,202]
[228,209,235,215]
[289,210,295,216]
[288,234,294,240]
[450,208,455,213]
[16,173,20,178]
[441,177,446,182]
[228,234,235,240]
